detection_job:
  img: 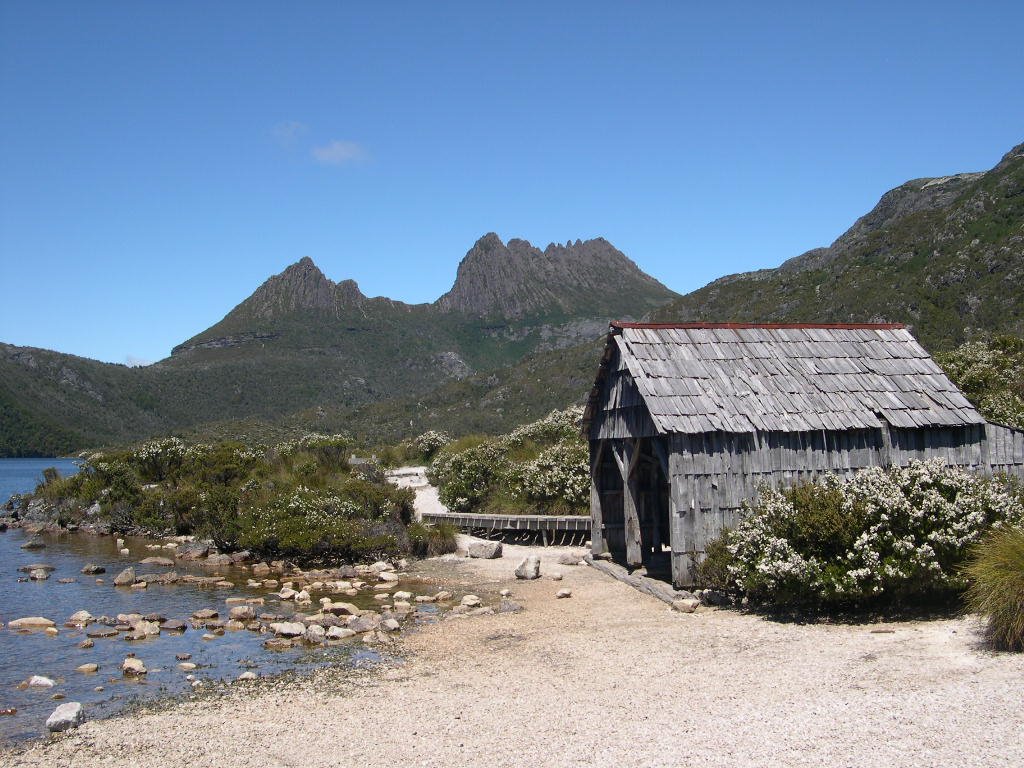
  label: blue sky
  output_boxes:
[1,2,1022,364]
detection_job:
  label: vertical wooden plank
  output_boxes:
[589,440,606,556]
[614,440,643,568]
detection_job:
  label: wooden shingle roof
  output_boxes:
[596,322,984,434]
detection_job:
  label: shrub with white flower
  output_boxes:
[725,460,1024,609]
[431,407,587,515]
[412,430,451,458]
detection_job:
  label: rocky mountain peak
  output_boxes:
[435,233,676,319]
[236,257,365,321]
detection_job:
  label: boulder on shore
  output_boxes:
[514,555,541,580]
[46,702,84,732]
[467,541,503,559]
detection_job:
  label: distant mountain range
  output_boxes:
[1,142,1021,456]
[1,236,676,455]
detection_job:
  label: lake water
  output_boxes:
[0,458,411,743]
[0,457,82,506]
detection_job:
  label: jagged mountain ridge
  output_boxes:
[435,234,675,318]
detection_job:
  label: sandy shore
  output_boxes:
[6,542,1024,768]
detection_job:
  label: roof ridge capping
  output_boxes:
[610,321,907,330]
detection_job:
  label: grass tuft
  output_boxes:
[965,526,1024,652]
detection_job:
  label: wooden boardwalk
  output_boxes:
[421,510,591,546]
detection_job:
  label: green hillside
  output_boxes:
[652,144,1024,350]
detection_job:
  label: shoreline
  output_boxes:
[6,544,1024,768]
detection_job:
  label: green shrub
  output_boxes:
[965,526,1024,651]
[408,521,459,557]
[430,408,586,515]
[694,529,734,589]
[727,460,1024,611]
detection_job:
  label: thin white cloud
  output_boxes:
[311,139,367,166]
[124,355,153,368]
[271,121,308,147]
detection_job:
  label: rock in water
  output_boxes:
[28,675,56,688]
[140,556,174,566]
[113,567,136,587]
[467,540,503,559]
[81,564,105,575]
[514,555,541,580]
[9,617,56,629]
[269,622,306,638]
[122,658,147,676]
[46,702,84,732]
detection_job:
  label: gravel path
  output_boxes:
[6,550,1023,767]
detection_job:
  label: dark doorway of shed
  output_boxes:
[634,438,671,580]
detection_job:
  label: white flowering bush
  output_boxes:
[726,460,1024,609]
[512,439,589,507]
[430,408,587,514]
[134,437,187,481]
[412,430,451,458]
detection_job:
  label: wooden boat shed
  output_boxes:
[583,321,1024,587]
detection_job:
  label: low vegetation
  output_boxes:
[699,460,1024,613]
[27,435,438,566]
[965,524,1024,651]
[429,407,588,515]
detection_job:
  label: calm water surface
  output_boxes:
[0,458,402,743]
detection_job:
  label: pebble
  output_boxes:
[556,589,573,599]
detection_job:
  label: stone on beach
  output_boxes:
[514,555,541,580]
[672,598,700,613]
[326,626,356,640]
[467,540,503,559]
[460,594,482,608]
[46,702,84,732]
[558,553,585,566]
[556,589,572,599]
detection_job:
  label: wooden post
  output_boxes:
[590,440,606,556]
[613,440,643,568]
